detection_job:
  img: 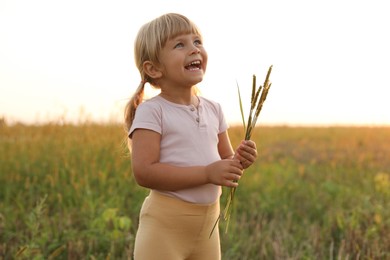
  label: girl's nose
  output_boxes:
[190,46,201,55]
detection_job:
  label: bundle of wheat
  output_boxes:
[211,65,273,236]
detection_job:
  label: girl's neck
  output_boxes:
[159,89,199,107]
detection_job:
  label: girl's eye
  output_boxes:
[174,43,184,48]
[194,39,202,46]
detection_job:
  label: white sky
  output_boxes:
[1,0,389,126]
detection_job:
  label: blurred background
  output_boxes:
[1,2,390,258]
[1,0,389,126]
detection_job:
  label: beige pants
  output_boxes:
[133,191,221,260]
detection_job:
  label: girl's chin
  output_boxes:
[190,77,204,85]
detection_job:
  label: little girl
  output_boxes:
[124,13,257,260]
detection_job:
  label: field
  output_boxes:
[0,123,389,259]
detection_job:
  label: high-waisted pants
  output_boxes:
[133,191,221,260]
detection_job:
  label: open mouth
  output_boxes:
[184,60,201,71]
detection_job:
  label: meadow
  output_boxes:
[0,123,389,259]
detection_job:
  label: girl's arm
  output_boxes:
[217,130,235,159]
[131,129,243,191]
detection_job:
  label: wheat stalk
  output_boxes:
[210,65,273,237]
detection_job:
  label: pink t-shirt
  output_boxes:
[129,95,228,204]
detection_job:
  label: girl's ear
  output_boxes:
[143,61,163,80]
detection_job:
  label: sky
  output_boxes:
[1,0,389,126]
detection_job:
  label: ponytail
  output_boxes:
[124,80,146,134]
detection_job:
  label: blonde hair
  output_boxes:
[124,13,203,133]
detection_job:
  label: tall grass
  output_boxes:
[1,123,389,259]
[220,126,390,259]
[0,123,147,259]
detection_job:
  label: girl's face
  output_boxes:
[158,33,207,88]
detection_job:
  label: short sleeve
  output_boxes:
[128,101,162,138]
[216,101,228,134]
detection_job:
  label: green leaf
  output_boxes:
[117,216,132,230]
[236,81,246,132]
[102,208,118,222]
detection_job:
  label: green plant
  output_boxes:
[212,65,273,236]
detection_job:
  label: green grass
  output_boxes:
[1,124,389,259]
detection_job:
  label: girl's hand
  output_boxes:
[234,140,257,169]
[205,159,243,188]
